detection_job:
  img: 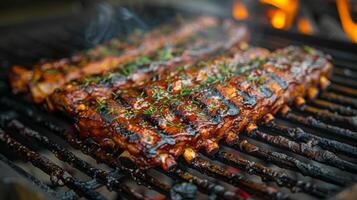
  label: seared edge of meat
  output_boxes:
[48,21,248,114]
[9,16,218,103]
[73,46,332,169]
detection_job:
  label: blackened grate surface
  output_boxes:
[1,7,357,200]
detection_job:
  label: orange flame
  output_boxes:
[261,0,298,29]
[232,0,249,20]
[337,0,357,42]
[297,17,314,35]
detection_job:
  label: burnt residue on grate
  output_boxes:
[1,13,357,200]
[1,80,357,199]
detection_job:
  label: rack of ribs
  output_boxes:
[9,16,229,103]
[50,45,332,170]
[8,16,332,170]
[48,20,248,113]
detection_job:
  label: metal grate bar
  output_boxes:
[0,129,107,200]
[233,139,354,186]
[207,150,330,198]
[296,105,357,129]
[0,154,76,200]
[168,166,240,200]
[320,92,357,108]
[1,117,154,200]
[62,130,172,197]
[329,83,357,98]
[309,99,357,116]
[264,121,357,157]
[283,112,357,142]
[188,156,287,200]
[331,76,357,88]
[245,129,357,174]
[333,68,357,79]
[0,98,174,197]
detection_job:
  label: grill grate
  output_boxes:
[1,17,357,200]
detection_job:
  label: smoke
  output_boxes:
[85,2,148,46]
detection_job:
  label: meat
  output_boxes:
[8,16,333,170]
[48,20,248,113]
[68,46,332,169]
[9,16,220,103]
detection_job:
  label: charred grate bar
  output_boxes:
[1,15,357,200]
[1,80,356,199]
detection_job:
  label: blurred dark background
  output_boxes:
[0,0,356,67]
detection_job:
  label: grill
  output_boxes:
[0,2,357,200]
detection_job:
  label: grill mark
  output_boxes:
[237,90,257,106]
[116,88,190,155]
[114,123,140,143]
[259,85,273,98]
[268,73,288,89]
[169,104,201,136]
[197,87,240,122]
[103,96,179,157]
[73,24,237,91]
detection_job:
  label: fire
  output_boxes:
[337,0,357,42]
[271,10,287,29]
[232,0,249,20]
[260,0,298,29]
[297,17,314,35]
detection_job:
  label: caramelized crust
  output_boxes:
[73,46,332,169]
[48,21,248,113]
[9,16,219,103]
[8,16,333,169]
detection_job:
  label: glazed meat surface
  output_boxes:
[8,16,333,170]
[67,46,332,169]
[48,20,248,113]
[9,16,219,103]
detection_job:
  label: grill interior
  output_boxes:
[0,3,357,200]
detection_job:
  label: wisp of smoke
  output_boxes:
[85,2,148,46]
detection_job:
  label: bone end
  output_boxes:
[294,96,306,107]
[262,113,275,124]
[280,105,291,116]
[319,76,330,90]
[183,148,197,163]
[205,140,219,155]
[225,131,239,146]
[246,123,258,133]
[160,154,177,171]
[307,87,319,100]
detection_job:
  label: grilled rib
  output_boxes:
[48,20,248,113]
[9,16,219,103]
[72,46,332,169]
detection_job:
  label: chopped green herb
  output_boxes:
[44,69,59,74]
[184,104,195,111]
[179,87,193,97]
[303,46,315,53]
[136,55,151,65]
[123,109,135,119]
[119,55,151,76]
[247,74,266,85]
[207,103,218,111]
[112,91,119,99]
[83,76,101,84]
[247,74,258,82]
[143,106,154,115]
[167,120,181,128]
[152,87,167,100]
[104,72,120,82]
[30,76,41,84]
[108,108,119,117]
[157,46,173,61]
[95,100,107,112]
[204,76,216,84]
